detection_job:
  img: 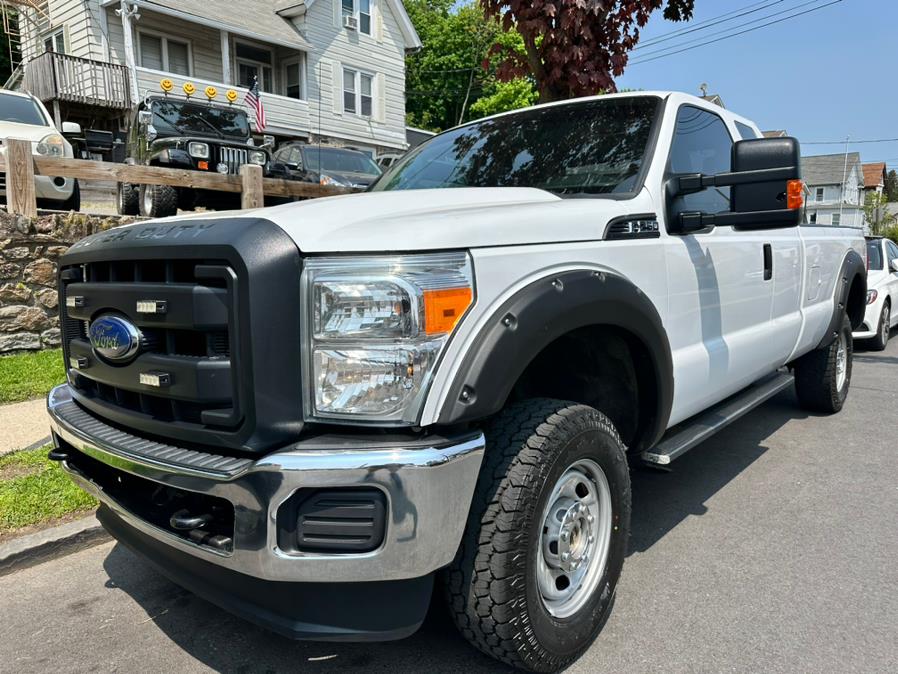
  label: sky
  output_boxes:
[615,0,898,169]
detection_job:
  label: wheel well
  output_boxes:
[507,325,656,452]
[846,273,866,330]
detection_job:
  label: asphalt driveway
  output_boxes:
[1,338,896,673]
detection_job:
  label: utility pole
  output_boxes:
[839,136,849,226]
[116,1,140,105]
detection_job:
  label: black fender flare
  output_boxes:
[816,249,866,349]
[437,269,674,450]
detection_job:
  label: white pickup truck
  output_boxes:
[48,92,865,672]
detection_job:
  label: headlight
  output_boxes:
[35,133,65,157]
[249,150,267,165]
[867,289,878,304]
[319,174,347,186]
[188,141,209,159]
[302,253,474,423]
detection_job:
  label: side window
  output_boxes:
[735,121,759,140]
[887,241,898,265]
[668,105,734,216]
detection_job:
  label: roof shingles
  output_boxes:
[801,153,863,187]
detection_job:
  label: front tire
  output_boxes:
[61,179,80,211]
[117,182,139,215]
[870,301,890,352]
[444,399,631,672]
[139,183,178,218]
[794,314,853,413]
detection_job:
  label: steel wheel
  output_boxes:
[142,184,154,215]
[835,330,848,391]
[537,458,612,619]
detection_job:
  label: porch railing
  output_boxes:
[23,52,131,110]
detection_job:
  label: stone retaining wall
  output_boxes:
[0,212,136,354]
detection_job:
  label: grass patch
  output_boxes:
[0,446,96,535]
[0,349,66,404]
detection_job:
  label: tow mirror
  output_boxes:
[145,124,158,142]
[671,137,803,232]
[138,110,153,127]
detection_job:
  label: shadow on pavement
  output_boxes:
[100,389,812,672]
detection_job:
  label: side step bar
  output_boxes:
[641,371,795,466]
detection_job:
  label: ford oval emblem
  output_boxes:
[88,315,141,362]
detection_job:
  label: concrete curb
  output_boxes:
[0,514,109,577]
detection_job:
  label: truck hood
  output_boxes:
[0,120,58,143]
[217,187,650,252]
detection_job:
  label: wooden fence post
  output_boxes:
[6,138,37,218]
[240,164,264,210]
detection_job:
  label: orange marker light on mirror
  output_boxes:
[787,179,804,210]
[423,287,473,335]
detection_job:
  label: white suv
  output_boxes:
[0,89,80,210]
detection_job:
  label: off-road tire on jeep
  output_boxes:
[443,399,631,673]
[117,182,139,215]
[794,314,853,413]
[870,301,890,352]
[139,183,178,218]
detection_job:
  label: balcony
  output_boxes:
[134,68,310,137]
[23,52,131,110]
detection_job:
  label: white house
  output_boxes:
[7,0,421,155]
[801,152,865,228]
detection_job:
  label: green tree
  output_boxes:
[865,191,897,235]
[404,0,536,132]
[884,169,898,202]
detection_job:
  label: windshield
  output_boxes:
[150,100,250,140]
[0,93,47,126]
[372,96,660,196]
[302,147,382,175]
[867,240,884,271]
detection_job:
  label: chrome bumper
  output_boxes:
[48,384,485,583]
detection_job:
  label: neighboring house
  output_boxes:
[762,130,787,138]
[863,162,887,196]
[8,0,421,155]
[802,152,865,228]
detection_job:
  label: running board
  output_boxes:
[641,371,795,466]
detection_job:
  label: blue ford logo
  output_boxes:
[88,315,141,362]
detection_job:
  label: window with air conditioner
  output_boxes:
[342,0,372,35]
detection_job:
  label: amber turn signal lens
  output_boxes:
[787,179,804,210]
[198,160,209,170]
[423,287,473,335]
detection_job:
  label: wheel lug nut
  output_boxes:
[561,552,570,562]
[561,532,569,541]
[587,514,594,523]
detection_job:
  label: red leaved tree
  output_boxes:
[482,0,695,102]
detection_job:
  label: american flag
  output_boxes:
[245,76,266,132]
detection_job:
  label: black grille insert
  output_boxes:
[277,489,387,554]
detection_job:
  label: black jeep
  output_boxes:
[117,96,270,218]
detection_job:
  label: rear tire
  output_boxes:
[870,301,890,352]
[116,182,138,215]
[794,314,852,413]
[443,399,630,672]
[139,183,178,218]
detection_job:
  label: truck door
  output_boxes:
[662,104,780,423]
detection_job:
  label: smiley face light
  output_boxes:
[204,86,217,101]
[182,81,196,97]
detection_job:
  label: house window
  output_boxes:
[831,213,841,226]
[284,58,303,100]
[815,187,825,202]
[236,42,274,93]
[343,68,373,117]
[138,31,192,76]
[342,0,372,35]
[809,212,817,224]
[43,28,65,54]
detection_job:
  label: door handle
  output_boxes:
[763,243,772,281]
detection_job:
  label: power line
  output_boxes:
[803,138,898,145]
[635,0,788,50]
[633,0,826,59]
[629,0,843,66]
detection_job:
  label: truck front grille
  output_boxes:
[218,147,248,175]
[60,258,242,434]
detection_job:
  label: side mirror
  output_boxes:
[145,124,158,142]
[672,137,803,232]
[890,259,898,273]
[61,121,81,135]
[137,110,153,127]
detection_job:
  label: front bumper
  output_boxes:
[853,297,883,340]
[0,175,74,201]
[47,384,484,584]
